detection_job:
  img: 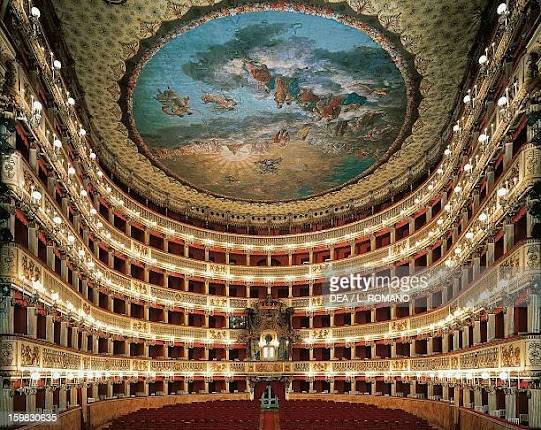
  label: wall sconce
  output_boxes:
[29,99,42,127]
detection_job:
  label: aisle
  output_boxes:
[260,410,280,430]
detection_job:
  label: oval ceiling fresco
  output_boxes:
[131,9,410,202]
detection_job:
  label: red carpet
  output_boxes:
[260,410,280,430]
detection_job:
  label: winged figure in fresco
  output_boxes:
[244,61,272,88]
[155,87,192,117]
[201,92,237,110]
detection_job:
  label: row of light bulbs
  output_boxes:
[21,0,519,256]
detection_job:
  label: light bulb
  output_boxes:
[52,372,61,380]
[478,213,488,222]
[497,95,508,107]
[53,60,62,70]
[68,166,76,176]
[465,232,474,240]
[454,185,462,193]
[32,100,42,112]
[52,215,62,225]
[79,128,86,137]
[30,6,41,18]
[463,94,471,104]
[444,148,451,156]
[90,152,96,160]
[497,187,508,197]
[478,133,489,143]
[67,97,75,106]
[478,55,488,65]
[80,189,87,197]
[31,190,42,201]
[67,234,75,244]
[497,3,507,15]
[53,138,62,149]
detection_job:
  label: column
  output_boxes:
[26,390,36,412]
[504,306,515,337]
[528,389,541,429]
[71,326,79,349]
[410,381,417,398]
[107,382,113,399]
[27,306,37,338]
[473,320,481,345]
[503,140,513,170]
[408,217,415,235]
[528,287,541,334]
[504,389,517,421]
[390,227,396,243]
[442,384,449,401]
[488,389,497,415]
[370,235,376,252]
[81,278,89,300]
[80,331,88,351]
[58,386,67,411]
[462,387,470,407]
[0,389,14,427]
[69,386,78,407]
[487,313,496,341]
[45,388,53,410]
[427,383,434,399]
[486,165,495,191]
[60,257,68,282]
[91,383,98,400]
[28,224,38,256]
[453,330,460,351]
[45,314,54,343]
[410,341,416,358]
[442,333,449,353]
[503,219,514,253]
[427,337,433,355]
[462,326,470,348]
[390,380,397,396]
[474,387,483,409]
[60,321,68,347]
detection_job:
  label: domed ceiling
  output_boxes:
[49,0,488,219]
[129,10,411,201]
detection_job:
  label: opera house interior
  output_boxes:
[0,0,541,429]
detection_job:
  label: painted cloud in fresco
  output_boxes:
[133,11,407,201]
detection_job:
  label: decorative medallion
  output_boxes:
[125,4,419,202]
